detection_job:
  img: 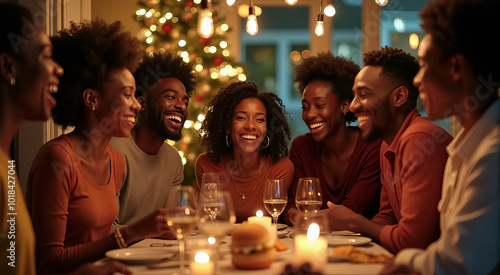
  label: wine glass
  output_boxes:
[295,177,322,213]
[165,186,198,274]
[201,172,221,188]
[263,179,287,224]
[197,191,236,274]
[200,173,223,220]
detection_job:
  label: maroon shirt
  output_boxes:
[285,127,382,220]
[373,109,452,254]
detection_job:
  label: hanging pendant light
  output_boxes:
[324,0,336,17]
[315,0,325,36]
[246,2,259,36]
[197,0,214,38]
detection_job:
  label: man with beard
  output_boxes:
[326,46,452,254]
[110,52,195,226]
[381,0,499,274]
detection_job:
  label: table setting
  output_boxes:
[101,176,393,274]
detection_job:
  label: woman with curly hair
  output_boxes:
[25,20,170,274]
[195,81,294,222]
[284,51,382,226]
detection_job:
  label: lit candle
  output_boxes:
[248,210,276,244]
[294,223,327,273]
[189,251,214,275]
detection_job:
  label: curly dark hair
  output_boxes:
[293,51,360,123]
[363,46,420,107]
[200,81,291,163]
[50,20,141,128]
[0,3,34,57]
[134,51,196,98]
[420,0,500,88]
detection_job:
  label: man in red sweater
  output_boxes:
[326,47,452,254]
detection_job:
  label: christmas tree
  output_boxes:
[134,0,247,185]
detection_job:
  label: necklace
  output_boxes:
[229,158,264,200]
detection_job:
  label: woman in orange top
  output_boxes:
[195,81,294,222]
[26,20,170,274]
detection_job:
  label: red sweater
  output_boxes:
[195,153,294,223]
[285,128,382,220]
[26,135,124,273]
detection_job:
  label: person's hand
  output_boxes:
[379,257,418,274]
[325,201,358,231]
[155,230,176,240]
[71,260,132,275]
[126,208,170,242]
[288,208,299,226]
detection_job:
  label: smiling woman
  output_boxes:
[195,81,294,222]
[24,20,173,274]
[284,51,382,227]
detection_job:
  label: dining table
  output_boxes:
[102,226,393,275]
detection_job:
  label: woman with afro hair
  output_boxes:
[25,20,171,274]
[284,51,382,227]
[195,81,294,222]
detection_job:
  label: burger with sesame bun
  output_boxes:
[231,223,276,269]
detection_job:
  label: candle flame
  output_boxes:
[256,210,263,217]
[208,237,215,245]
[194,251,210,263]
[307,223,320,241]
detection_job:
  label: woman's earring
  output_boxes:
[91,105,95,111]
[9,77,15,86]
[226,133,232,148]
[261,135,270,149]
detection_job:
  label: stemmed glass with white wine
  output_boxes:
[263,179,288,224]
[165,186,198,274]
[200,172,223,220]
[295,177,322,213]
[197,191,236,274]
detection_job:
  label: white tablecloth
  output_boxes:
[106,231,393,275]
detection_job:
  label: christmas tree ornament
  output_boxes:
[161,22,172,33]
[213,56,224,66]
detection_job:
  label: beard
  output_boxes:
[147,107,183,141]
[363,125,383,143]
[362,98,393,143]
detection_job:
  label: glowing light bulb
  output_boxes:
[375,0,388,6]
[284,0,298,5]
[226,0,236,6]
[324,4,336,17]
[197,0,214,38]
[315,14,325,36]
[246,6,258,36]
[409,33,419,49]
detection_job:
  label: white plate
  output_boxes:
[330,230,361,236]
[277,230,289,238]
[328,235,372,246]
[277,223,287,230]
[105,247,176,265]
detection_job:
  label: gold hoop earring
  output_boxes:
[261,135,270,149]
[226,133,232,148]
[9,77,15,86]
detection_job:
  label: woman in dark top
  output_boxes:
[285,52,382,227]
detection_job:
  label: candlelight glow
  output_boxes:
[307,223,320,241]
[194,251,210,263]
[208,237,215,244]
[256,210,264,217]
